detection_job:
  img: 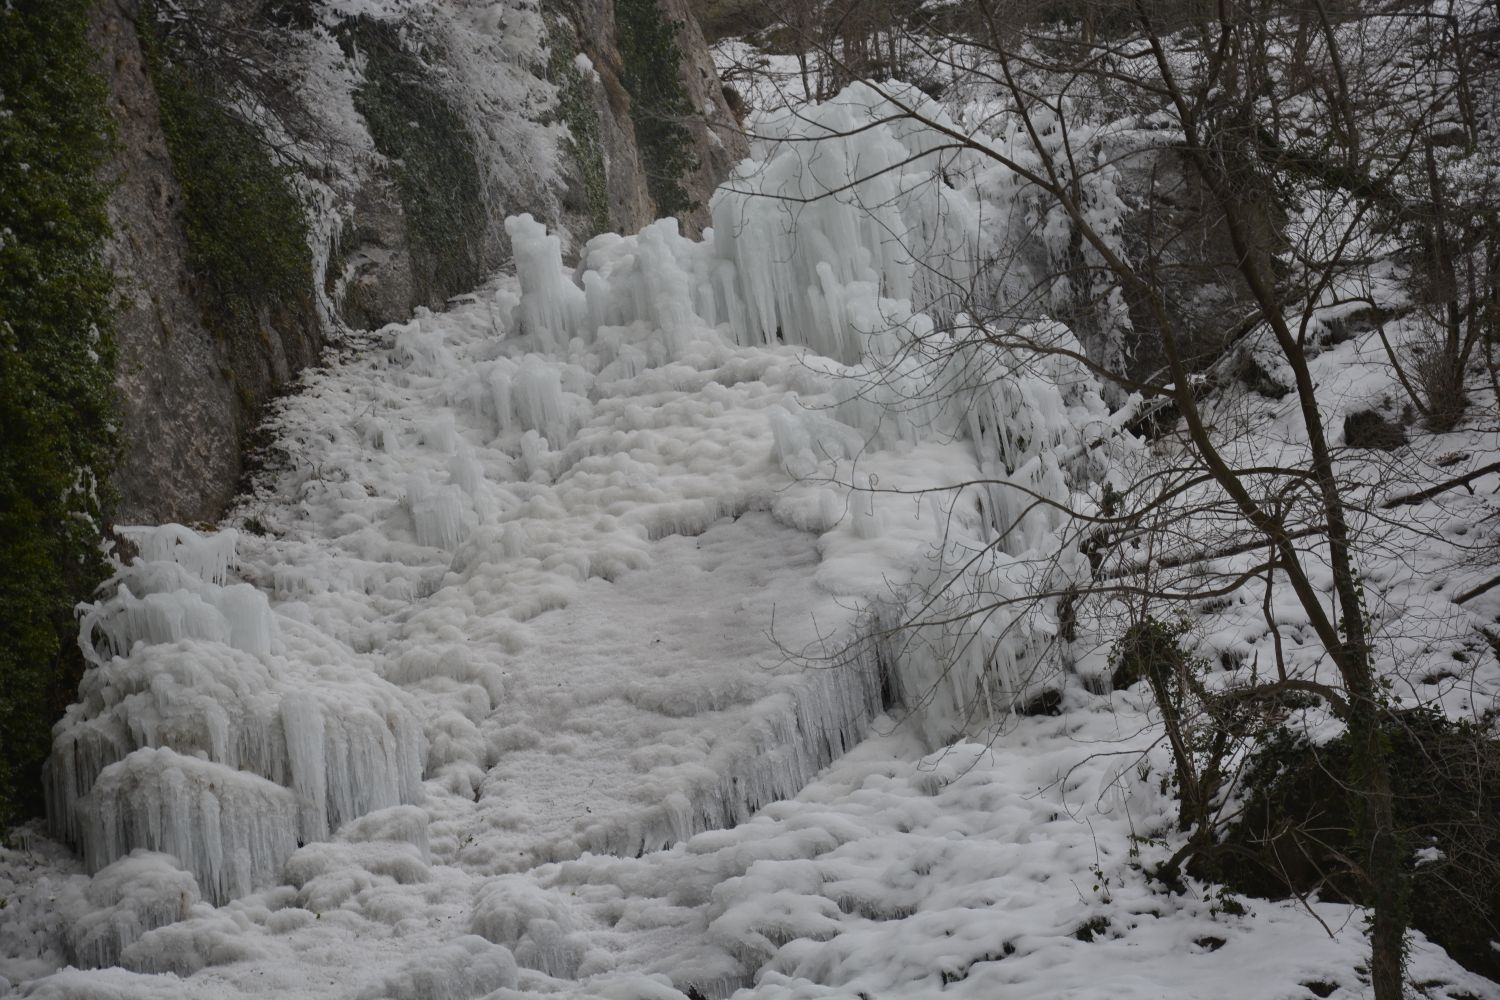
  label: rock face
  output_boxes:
[90,0,321,525]
[1112,147,1278,384]
[654,0,747,231]
[693,0,769,41]
[93,0,744,525]
[567,0,746,238]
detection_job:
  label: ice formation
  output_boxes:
[82,749,299,907]
[46,85,1126,917]
[357,936,518,1000]
[504,83,989,369]
[50,525,426,903]
[470,875,588,979]
[60,851,201,970]
[499,81,1129,738]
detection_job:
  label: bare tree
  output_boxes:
[719,0,1500,995]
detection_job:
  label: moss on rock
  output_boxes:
[1220,711,1500,980]
[0,0,118,829]
[547,21,611,239]
[137,1,314,349]
[614,0,699,218]
[341,17,487,307]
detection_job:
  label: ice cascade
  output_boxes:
[47,525,427,904]
[503,84,1128,740]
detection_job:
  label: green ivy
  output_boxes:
[0,0,118,830]
[614,0,699,218]
[138,2,313,344]
[341,17,487,305]
[1223,711,1498,979]
[547,22,610,238]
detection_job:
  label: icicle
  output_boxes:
[79,527,278,666]
[49,629,428,873]
[506,214,586,351]
[512,356,568,446]
[116,524,239,586]
[82,748,299,907]
[404,474,467,550]
[392,320,455,376]
[418,413,458,453]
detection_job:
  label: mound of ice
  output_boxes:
[79,526,276,665]
[338,804,432,861]
[81,749,299,906]
[471,875,588,978]
[60,851,200,970]
[50,523,428,899]
[284,839,433,914]
[357,935,518,1000]
[48,638,426,851]
[21,967,199,1000]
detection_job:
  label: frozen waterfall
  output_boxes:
[43,82,1125,924]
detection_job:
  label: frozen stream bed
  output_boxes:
[451,513,883,871]
[9,267,1495,1000]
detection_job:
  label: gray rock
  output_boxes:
[90,0,742,525]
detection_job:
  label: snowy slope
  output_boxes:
[6,79,1500,1000]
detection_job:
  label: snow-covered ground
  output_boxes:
[4,76,1499,1000]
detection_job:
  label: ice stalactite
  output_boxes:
[403,473,469,550]
[76,568,276,667]
[116,524,239,586]
[873,319,1128,740]
[506,214,586,351]
[503,83,993,369]
[712,83,991,360]
[278,680,427,843]
[46,642,284,844]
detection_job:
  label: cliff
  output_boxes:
[93,0,745,525]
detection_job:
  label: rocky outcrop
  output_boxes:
[1113,147,1280,385]
[658,0,748,229]
[90,0,321,525]
[91,0,744,525]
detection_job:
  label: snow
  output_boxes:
[571,52,599,84]
[9,66,1499,1000]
